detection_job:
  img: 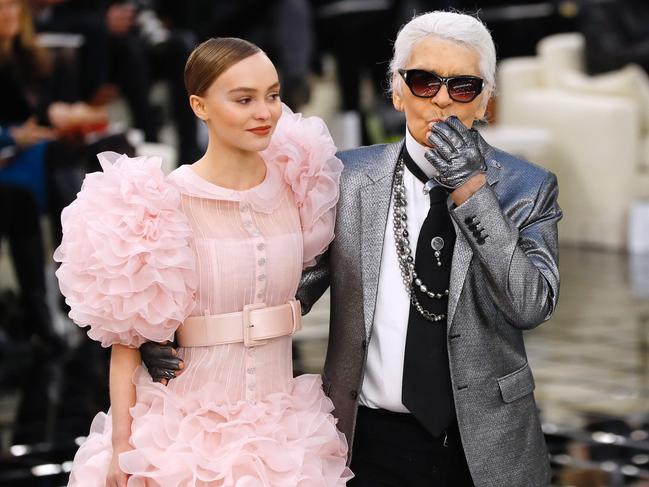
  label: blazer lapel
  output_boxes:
[447,144,501,329]
[360,142,402,338]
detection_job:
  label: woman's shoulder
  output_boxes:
[262,105,343,205]
[54,152,196,348]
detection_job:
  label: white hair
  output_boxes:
[389,11,497,101]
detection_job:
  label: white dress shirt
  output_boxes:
[359,128,439,412]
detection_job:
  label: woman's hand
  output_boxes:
[9,117,56,149]
[48,102,108,135]
[105,445,130,487]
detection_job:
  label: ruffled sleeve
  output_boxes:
[53,152,197,348]
[262,105,343,268]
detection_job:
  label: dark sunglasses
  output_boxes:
[398,68,484,103]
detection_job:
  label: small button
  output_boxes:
[350,390,358,400]
[257,243,265,251]
[472,231,481,238]
[247,367,255,374]
[464,217,473,224]
[477,238,486,245]
[244,220,253,227]
[256,292,264,299]
[258,274,266,281]
[468,223,477,231]
[257,258,266,266]
[240,204,249,212]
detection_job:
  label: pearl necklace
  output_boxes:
[393,156,448,323]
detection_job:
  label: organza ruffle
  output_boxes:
[68,369,352,486]
[54,152,197,348]
[262,105,343,267]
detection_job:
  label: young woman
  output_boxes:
[55,37,352,486]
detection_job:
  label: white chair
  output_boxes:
[497,32,649,250]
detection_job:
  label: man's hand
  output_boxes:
[139,341,183,385]
[425,116,487,192]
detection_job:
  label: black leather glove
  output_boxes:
[424,116,488,190]
[140,341,183,383]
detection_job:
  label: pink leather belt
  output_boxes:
[176,300,302,348]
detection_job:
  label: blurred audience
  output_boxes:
[1,2,649,485]
[0,0,135,351]
[31,0,201,163]
[0,0,132,245]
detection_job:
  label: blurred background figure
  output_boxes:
[173,0,314,112]
[313,0,408,143]
[575,0,649,76]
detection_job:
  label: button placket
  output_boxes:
[245,347,257,402]
[245,345,257,401]
[239,201,268,304]
[253,237,267,302]
[239,200,266,402]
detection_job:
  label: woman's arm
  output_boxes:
[107,344,140,485]
[110,344,139,448]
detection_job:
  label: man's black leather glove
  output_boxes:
[425,116,488,191]
[140,341,183,383]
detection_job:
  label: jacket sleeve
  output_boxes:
[451,172,562,330]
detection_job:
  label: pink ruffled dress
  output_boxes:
[55,106,352,486]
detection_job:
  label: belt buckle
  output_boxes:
[242,302,267,347]
[288,299,302,335]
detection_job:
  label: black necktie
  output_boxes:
[401,149,457,437]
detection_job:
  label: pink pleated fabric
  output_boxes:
[61,105,352,486]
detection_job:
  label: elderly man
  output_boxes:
[142,10,561,487]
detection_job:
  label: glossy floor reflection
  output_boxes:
[0,247,648,486]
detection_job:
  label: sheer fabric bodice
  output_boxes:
[167,165,304,402]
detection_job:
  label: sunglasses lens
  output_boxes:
[448,78,482,102]
[409,71,441,97]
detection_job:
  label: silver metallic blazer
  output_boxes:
[297,139,562,487]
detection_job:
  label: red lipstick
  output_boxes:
[247,125,272,136]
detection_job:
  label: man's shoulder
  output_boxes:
[336,141,402,174]
[492,148,556,187]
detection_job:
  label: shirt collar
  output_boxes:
[405,127,436,179]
